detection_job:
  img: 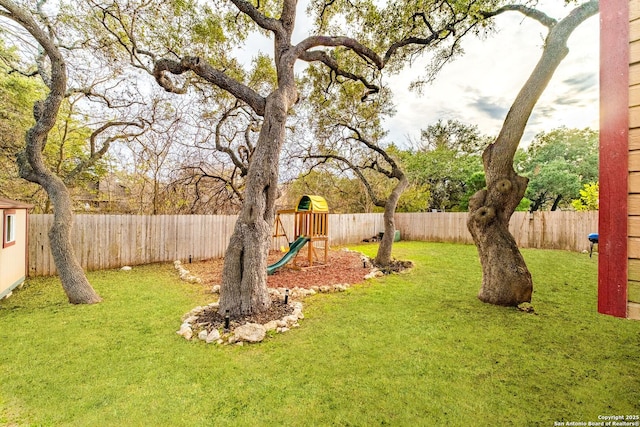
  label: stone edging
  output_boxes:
[176,292,305,346]
[173,260,203,284]
[174,252,385,345]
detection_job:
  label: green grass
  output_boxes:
[0,242,638,426]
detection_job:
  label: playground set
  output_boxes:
[268,195,329,275]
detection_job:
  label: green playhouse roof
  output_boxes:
[296,195,328,212]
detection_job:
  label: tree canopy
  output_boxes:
[517,127,598,211]
[402,119,488,212]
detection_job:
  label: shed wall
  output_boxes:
[0,209,28,298]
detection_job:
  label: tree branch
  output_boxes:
[337,123,399,178]
[295,36,383,100]
[183,165,245,202]
[484,0,599,179]
[295,36,383,70]
[481,4,557,28]
[299,50,379,100]
[91,1,154,74]
[228,0,283,33]
[383,0,480,65]
[215,105,250,176]
[64,121,145,185]
[67,86,141,109]
[153,57,267,116]
[305,153,386,207]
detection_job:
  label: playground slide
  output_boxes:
[267,236,310,275]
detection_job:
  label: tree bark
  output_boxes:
[5,0,102,304]
[467,1,598,306]
[18,149,102,304]
[46,178,103,304]
[375,174,408,267]
[218,90,296,316]
[467,174,533,305]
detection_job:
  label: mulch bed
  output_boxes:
[187,248,370,290]
[184,249,371,330]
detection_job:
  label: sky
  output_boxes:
[381,1,600,147]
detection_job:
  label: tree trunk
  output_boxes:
[550,194,562,211]
[467,172,532,305]
[375,174,408,267]
[218,90,294,316]
[47,179,103,304]
[467,1,598,306]
[529,193,545,212]
[17,117,104,305]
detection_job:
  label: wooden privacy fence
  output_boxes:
[396,211,598,252]
[29,215,237,277]
[28,213,385,276]
[28,211,597,276]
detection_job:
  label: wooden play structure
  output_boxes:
[271,195,329,271]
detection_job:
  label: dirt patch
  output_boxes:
[379,259,414,274]
[187,248,370,290]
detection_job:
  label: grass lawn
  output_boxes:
[0,241,638,426]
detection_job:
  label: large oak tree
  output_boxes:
[0,0,144,304]
[466,1,599,306]
[91,0,384,316]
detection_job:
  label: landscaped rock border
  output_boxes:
[177,285,352,345]
[176,295,304,345]
[173,260,202,284]
[174,253,392,345]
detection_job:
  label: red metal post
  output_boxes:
[599,0,629,317]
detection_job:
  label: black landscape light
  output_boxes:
[224,309,230,330]
[284,289,289,305]
[189,254,192,263]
